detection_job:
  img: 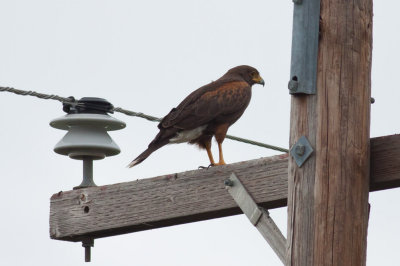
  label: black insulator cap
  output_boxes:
[63,97,114,114]
[62,96,76,114]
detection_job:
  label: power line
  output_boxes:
[225,135,288,153]
[1,86,289,153]
[0,86,73,103]
[113,107,162,123]
[113,106,288,152]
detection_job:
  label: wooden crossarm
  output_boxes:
[50,134,400,242]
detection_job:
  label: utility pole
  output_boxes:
[287,0,373,265]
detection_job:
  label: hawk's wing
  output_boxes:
[159,80,251,130]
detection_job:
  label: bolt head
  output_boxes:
[224,179,234,187]
[295,144,305,156]
[288,80,299,92]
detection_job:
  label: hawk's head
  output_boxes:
[225,65,265,86]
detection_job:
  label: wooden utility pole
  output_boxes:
[287,0,373,265]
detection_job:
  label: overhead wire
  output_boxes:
[1,86,289,153]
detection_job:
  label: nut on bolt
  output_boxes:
[224,179,234,187]
[295,144,305,156]
[288,79,299,93]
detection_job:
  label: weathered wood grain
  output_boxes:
[370,134,400,191]
[50,154,289,242]
[287,1,373,265]
[313,1,373,265]
[50,134,400,243]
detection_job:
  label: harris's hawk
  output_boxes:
[128,65,264,168]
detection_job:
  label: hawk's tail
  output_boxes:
[127,146,160,168]
[127,129,176,168]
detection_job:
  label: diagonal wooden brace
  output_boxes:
[225,173,287,264]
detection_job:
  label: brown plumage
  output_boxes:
[128,65,265,168]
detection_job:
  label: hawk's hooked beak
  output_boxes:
[253,75,265,87]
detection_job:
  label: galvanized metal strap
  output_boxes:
[225,173,287,264]
[289,0,321,95]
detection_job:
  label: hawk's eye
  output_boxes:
[250,71,257,78]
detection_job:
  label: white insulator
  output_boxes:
[50,113,126,160]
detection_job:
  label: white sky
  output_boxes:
[0,1,399,265]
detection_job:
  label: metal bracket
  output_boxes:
[288,0,321,95]
[74,159,96,190]
[82,237,94,262]
[290,136,314,167]
[225,173,287,264]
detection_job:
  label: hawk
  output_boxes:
[128,65,264,168]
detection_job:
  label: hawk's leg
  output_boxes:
[198,138,216,169]
[215,142,226,165]
[214,123,229,166]
[205,139,216,165]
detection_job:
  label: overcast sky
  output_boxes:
[1,1,399,265]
